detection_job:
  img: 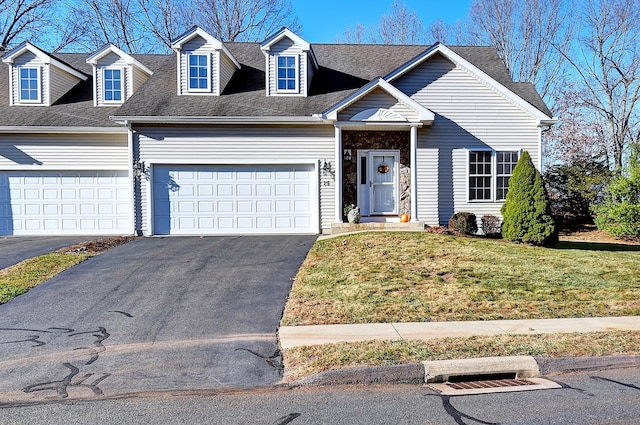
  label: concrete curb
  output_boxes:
[296,355,640,387]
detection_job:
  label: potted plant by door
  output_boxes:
[344,204,361,224]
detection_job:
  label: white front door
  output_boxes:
[358,150,399,216]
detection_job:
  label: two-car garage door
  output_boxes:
[152,164,316,235]
[0,170,131,235]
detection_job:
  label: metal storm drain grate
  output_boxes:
[446,378,537,390]
[428,376,562,396]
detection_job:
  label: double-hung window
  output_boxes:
[469,150,519,201]
[103,68,122,102]
[188,54,209,91]
[19,67,39,102]
[496,151,519,200]
[277,56,297,91]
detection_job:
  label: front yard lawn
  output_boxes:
[281,232,640,381]
[282,232,640,325]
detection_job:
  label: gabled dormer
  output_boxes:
[171,26,241,96]
[260,27,318,97]
[86,44,153,107]
[2,42,87,106]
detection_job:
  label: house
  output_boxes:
[0,26,556,236]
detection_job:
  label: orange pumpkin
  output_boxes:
[400,213,410,222]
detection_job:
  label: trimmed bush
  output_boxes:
[448,212,478,235]
[593,202,640,236]
[592,153,640,237]
[501,151,557,246]
[481,215,501,237]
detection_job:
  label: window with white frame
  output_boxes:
[277,55,297,91]
[469,151,492,201]
[19,67,39,101]
[188,54,209,91]
[103,68,122,102]
[469,150,519,201]
[496,151,519,200]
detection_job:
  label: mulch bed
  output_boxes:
[57,236,138,254]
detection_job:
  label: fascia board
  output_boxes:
[386,43,552,121]
[323,78,384,120]
[110,115,327,125]
[2,42,87,81]
[171,26,223,50]
[260,27,310,52]
[220,45,241,70]
[0,126,127,134]
[87,44,154,76]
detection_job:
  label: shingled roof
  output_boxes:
[0,43,552,128]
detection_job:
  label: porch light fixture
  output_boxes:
[343,149,352,162]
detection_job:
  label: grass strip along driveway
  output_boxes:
[0,252,93,303]
[281,232,640,380]
[0,237,135,304]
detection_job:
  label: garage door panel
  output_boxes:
[153,164,315,235]
[0,170,131,235]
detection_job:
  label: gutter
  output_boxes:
[109,115,328,125]
[0,126,128,134]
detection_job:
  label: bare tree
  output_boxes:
[427,19,450,44]
[468,0,573,101]
[375,0,425,45]
[335,23,370,44]
[560,0,640,171]
[136,0,194,51]
[543,84,611,168]
[64,0,146,53]
[0,0,55,50]
[195,0,301,42]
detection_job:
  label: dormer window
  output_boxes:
[86,44,153,106]
[19,67,40,102]
[188,54,209,91]
[277,56,297,92]
[171,27,239,97]
[103,68,122,102]
[260,28,317,97]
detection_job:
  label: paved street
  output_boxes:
[2,367,640,424]
[0,236,316,404]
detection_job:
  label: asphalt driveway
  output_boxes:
[0,236,98,270]
[0,235,316,404]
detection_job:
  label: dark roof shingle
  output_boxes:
[0,43,552,127]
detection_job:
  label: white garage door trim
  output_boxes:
[149,163,318,235]
[0,170,132,236]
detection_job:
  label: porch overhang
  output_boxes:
[334,120,424,131]
[322,77,435,125]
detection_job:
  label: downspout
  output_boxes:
[125,120,137,236]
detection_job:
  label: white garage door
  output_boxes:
[153,164,316,235]
[0,170,131,235]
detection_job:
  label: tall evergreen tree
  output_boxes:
[501,151,557,245]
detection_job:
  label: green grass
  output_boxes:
[0,252,93,303]
[282,232,640,325]
[283,331,640,381]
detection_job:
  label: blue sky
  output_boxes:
[292,0,473,42]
